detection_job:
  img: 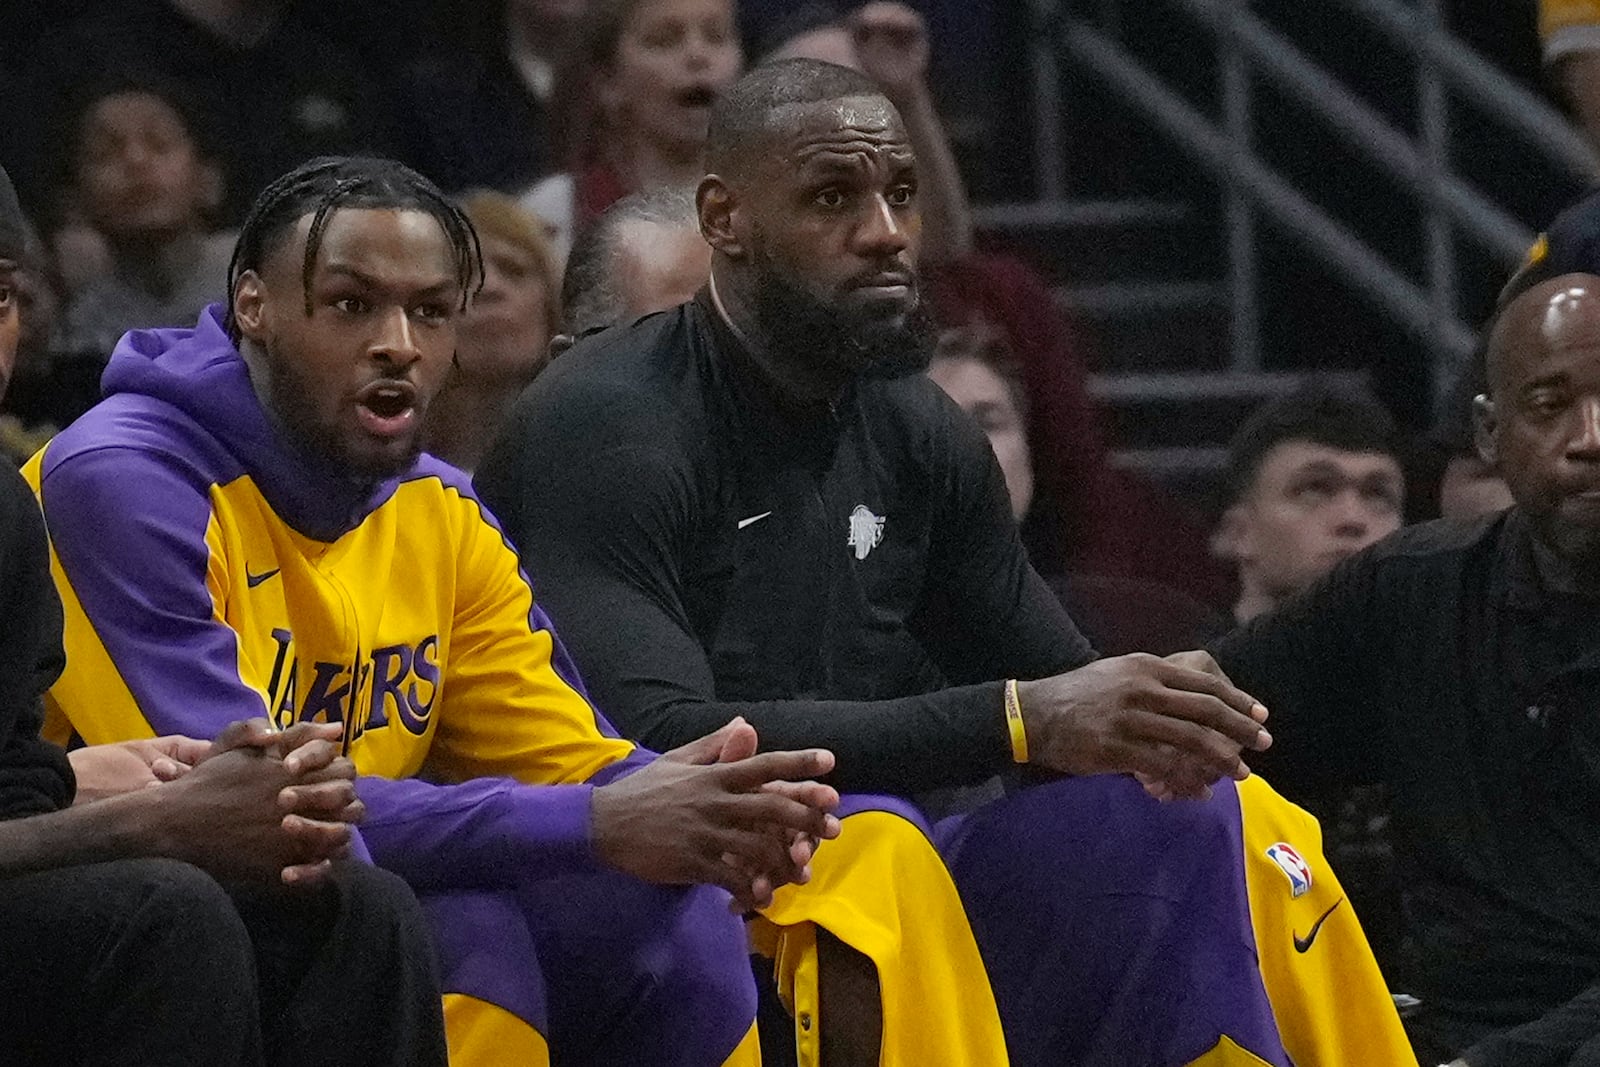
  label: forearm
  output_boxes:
[354,775,603,892]
[627,683,1012,796]
[892,89,974,263]
[0,789,166,877]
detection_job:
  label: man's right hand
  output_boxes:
[1019,652,1272,798]
[153,720,361,887]
[591,724,840,912]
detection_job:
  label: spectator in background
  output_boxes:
[522,0,743,263]
[425,192,562,472]
[558,184,707,344]
[14,0,397,225]
[1214,190,1600,1067]
[926,324,1224,654]
[55,78,231,361]
[1434,353,1516,521]
[398,0,584,195]
[755,1,973,264]
[1210,385,1407,625]
[1542,0,1600,152]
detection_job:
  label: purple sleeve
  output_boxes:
[38,446,268,738]
[355,776,600,892]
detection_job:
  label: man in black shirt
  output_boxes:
[478,60,1413,1066]
[1216,192,1600,1066]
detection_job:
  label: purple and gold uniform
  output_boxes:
[24,306,761,1066]
[479,293,1418,1066]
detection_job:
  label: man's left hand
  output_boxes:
[68,735,212,804]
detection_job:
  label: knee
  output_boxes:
[97,858,255,982]
[648,886,757,1024]
[333,862,434,952]
[119,858,249,937]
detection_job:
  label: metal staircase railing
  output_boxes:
[1014,0,1597,417]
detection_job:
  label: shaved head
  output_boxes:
[705,58,886,179]
[1478,274,1600,574]
[1486,274,1600,396]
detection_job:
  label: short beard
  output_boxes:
[749,248,935,388]
[258,340,422,482]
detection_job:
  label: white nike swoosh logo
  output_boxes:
[737,511,773,530]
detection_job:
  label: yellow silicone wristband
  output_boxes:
[1004,679,1029,764]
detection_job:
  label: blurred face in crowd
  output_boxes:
[1219,441,1404,606]
[460,232,555,382]
[0,259,19,400]
[75,90,219,242]
[704,94,927,394]
[614,217,710,318]
[598,0,742,157]
[1481,277,1600,570]
[233,208,464,479]
[927,354,1034,521]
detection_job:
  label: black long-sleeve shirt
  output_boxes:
[1214,510,1600,1060]
[0,464,74,819]
[476,293,1093,796]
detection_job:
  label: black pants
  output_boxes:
[0,858,447,1067]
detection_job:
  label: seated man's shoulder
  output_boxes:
[1362,511,1507,571]
[520,310,704,438]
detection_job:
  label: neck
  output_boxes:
[604,130,704,192]
[108,229,206,300]
[423,375,523,473]
[1232,574,1282,626]
[709,266,846,405]
[168,0,279,44]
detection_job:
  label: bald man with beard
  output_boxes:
[1215,189,1600,1066]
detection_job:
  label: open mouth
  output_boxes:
[674,85,718,108]
[353,380,417,438]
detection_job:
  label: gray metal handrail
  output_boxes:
[1339,0,1598,179]
[1064,22,1480,363]
[1020,0,1581,413]
[1178,0,1533,262]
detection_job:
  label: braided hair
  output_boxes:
[224,156,483,343]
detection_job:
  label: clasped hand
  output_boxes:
[592,717,841,914]
[1019,651,1272,802]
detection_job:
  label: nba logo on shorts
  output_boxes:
[1266,842,1313,898]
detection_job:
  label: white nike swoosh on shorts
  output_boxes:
[737,511,773,529]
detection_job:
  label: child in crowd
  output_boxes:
[522,0,742,264]
[56,77,231,360]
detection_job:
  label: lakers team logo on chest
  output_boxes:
[847,505,886,561]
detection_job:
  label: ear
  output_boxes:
[1210,504,1249,563]
[697,175,745,259]
[548,333,576,360]
[232,269,270,342]
[1473,393,1499,467]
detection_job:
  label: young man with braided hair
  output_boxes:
[26,154,842,1066]
[0,161,447,1066]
